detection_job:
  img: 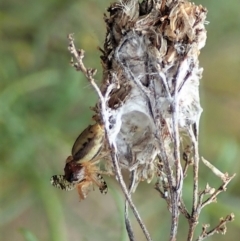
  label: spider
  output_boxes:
[51,156,108,200]
[50,123,109,200]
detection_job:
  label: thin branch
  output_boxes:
[182,145,193,177]
[110,149,153,241]
[155,129,179,241]
[201,158,236,208]
[198,183,216,208]
[179,198,191,220]
[195,213,235,241]
[168,58,188,240]
[187,125,200,241]
[201,157,232,182]
[124,171,137,241]
[125,201,135,241]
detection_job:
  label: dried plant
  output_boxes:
[62,0,235,240]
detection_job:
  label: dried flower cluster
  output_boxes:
[53,0,235,240]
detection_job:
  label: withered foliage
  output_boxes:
[64,0,235,240]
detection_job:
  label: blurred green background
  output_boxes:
[0,0,239,240]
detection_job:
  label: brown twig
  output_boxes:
[187,126,200,241]
[186,154,235,241]
[179,198,191,220]
[110,149,152,241]
[200,158,236,208]
[182,145,193,177]
[195,213,235,241]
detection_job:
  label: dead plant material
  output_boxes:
[66,0,234,240]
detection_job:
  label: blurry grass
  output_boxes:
[20,228,39,241]
[0,0,239,240]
